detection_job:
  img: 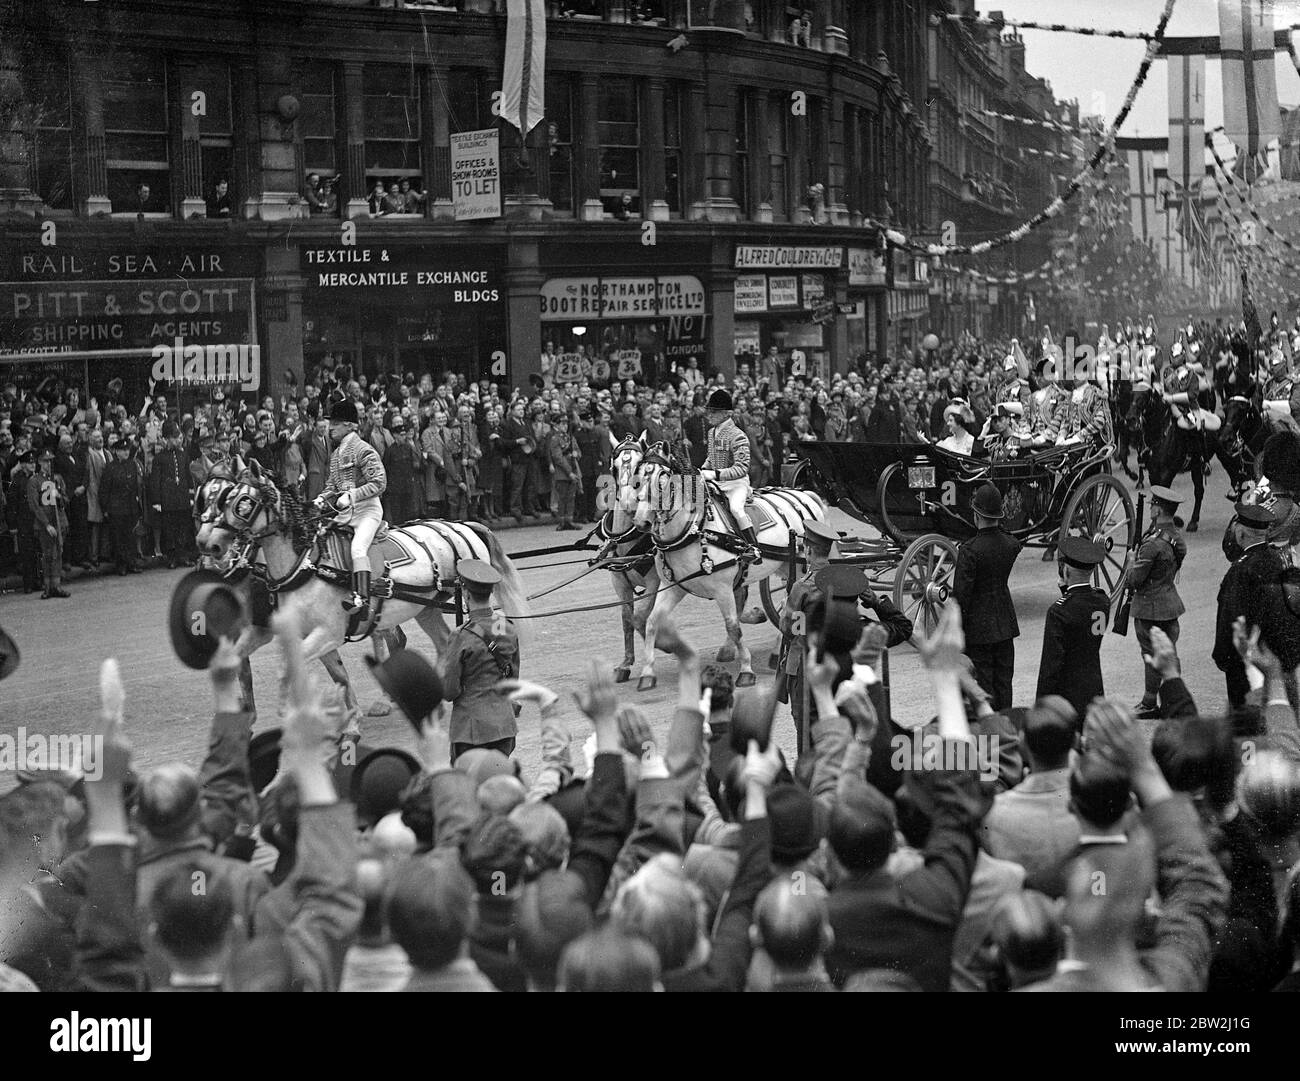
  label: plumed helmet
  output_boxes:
[1261,430,1300,494]
[329,397,359,425]
[706,388,734,411]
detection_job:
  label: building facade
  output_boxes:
[0,0,934,406]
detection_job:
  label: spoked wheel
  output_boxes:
[759,565,791,627]
[893,534,960,640]
[1060,472,1137,604]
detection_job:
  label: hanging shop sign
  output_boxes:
[733,275,768,313]
[734,245,843,269]
[801,274,827,306]
[449,128,502,221]
[847,248,887,287]
[538,275,706,320]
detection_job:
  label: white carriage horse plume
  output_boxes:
[197,462,528,709]
[631,442,826,689]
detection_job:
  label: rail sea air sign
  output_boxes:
[450,129,502,221]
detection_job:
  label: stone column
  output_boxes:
[684,79,706,220]
[260,247,306,391]
[643,77,669,222]
[422,65,453,220]
[176,61,207,220]
[74,52,111,217]
[506,239,544,385]
[824,0,849,54]
[827,91,847,225]
[707,236,737,380]
[254,49,301,221]
[578,73,603,221]
[340,62,369,220]
[234,60,259,220]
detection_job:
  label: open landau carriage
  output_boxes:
[785,440,1137,636]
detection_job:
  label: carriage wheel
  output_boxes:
[876,462,936,546]
[1060,472,1137,605]
[893,534,960,640]
[759,567,790,628]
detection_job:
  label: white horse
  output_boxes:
[192,474,373,731]
[590,437,661,683]
[631,446,826,689]
[195,465,527,718]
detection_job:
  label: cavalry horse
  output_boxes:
[631,444,826,690]
[196,462,527,717]
[193,474,374,730]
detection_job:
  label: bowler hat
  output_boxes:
[0,625,19,682]
[365,649,444,732]
[168,569,250,670]
[807,595,861,659]
[729,683,778,754]
[350,748,422,828]
[248,728,283,794]
[972,483,1004,519]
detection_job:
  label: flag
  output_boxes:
[1218,0,1281,165]
[502,0,546,136]
[1167,54,1205,201]
[1123,143,1158,244]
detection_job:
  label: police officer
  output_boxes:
[1130,485,1187,719]
[100,435,144,575]
[150,419,196,568]
[779,519,838,751]
[316,397,387,622]
[439,558,521,760]
[1035,536,1109,723]
[1214,502,1287,708]
[29,447,70,599]
[953,483,1022,711]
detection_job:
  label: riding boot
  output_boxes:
[740,525,762,565]
[343,570,372,621]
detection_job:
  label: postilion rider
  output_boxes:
[698,388,761,565]
[314,397,387,623]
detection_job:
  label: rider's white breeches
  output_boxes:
[719,477,754,531]
[345,501,382,567]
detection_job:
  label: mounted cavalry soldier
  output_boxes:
[1162,340,1222,441]
[315,396,387,624]
[1258,345,1300,437]
[699,387,760,565]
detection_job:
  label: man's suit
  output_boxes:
[1035,583,1109,722]
[953,525,1022,711]
[1213,542,1290,707]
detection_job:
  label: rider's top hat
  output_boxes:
[168,569,250,670]
[365,649,445,731]
[972,483,1004,519]
[329,397,359,425]
[1058,535,1106,569]
[706,388,734,411]
[458,558,502,592]
[802,520,840,553]
[0,625,19,682]
[1146,484,1183,508]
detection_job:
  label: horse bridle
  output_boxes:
[637,452,708,553]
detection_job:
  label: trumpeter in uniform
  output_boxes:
[315,396,387,622]
[1129,485,1187,719]
[699,387,760,564]
[439,558,521,760]
[28,447,70,599]
[953,483,1023,711]
[1035,535,1110,723]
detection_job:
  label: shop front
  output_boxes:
[887,249,932,356]
[300,243,508,385]
[732,244,845,381]
[0,244,258,408]
[846,246,888,367]
[539,273,709,387]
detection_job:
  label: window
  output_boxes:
[766,92,789,220]
[734,89,751,216]
[191,61,234,211]
[104,51,170,213]
[598,76,639,216]
[364,65,422,195]
[300,62,337,177]
[664,82,683,215]
[807,96,824,195]
[545,76,575,214]
[34,59,73,211]
[447,69,492,133]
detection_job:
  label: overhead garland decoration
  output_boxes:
[973,108,1082,133]
[914,0,1177,257]
[1205,128,1300,258]
[942,12,1156,41]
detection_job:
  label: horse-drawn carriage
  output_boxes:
[785,439,1138,636]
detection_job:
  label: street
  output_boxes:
[0,464,1239,778]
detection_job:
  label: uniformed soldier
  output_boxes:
[439,558,521,760]
[1162,341,1222,436]
[1035,535,1109,723]
[1129,485,1187,719]
[315,397,387,622]
[699,387,760,565]
[7,449,39,593]
[996,349,1031,411]
[28,447,70,599]
[779,519,838,751]
[976,402,1029,461]
[953,483,1023,710]
[1213,502,1288,708]
[1258,347,1300,436]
